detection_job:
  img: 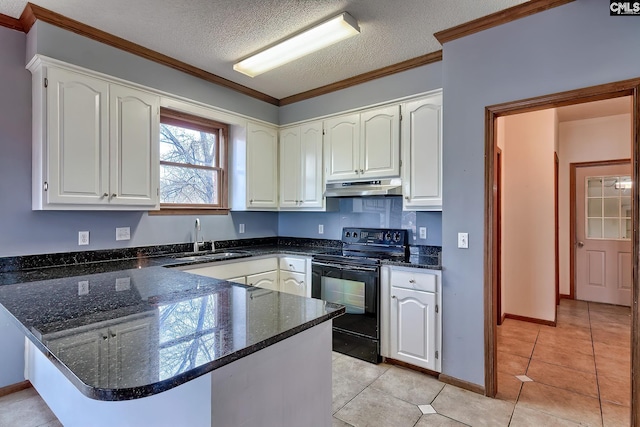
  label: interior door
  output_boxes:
[575,163,632,306]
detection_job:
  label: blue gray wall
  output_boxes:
[0,25,278,258]
[441,0,640,386]
[279,198,442,246]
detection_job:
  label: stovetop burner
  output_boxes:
[314,227,409,265]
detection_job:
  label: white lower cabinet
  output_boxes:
[247,270,279,291]
[179,255,312,297]
[382,266,441,372]
[43,312,158,388]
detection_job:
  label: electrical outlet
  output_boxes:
[116,227,130,241]
[115,277,131,292]
[458,232,469,249]
[239,224,245,234]
[78,280,89,295]
[419,227,427,240]
[78,231,89,246]
[318,224,324,234]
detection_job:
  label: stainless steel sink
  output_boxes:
[171,251,250,263]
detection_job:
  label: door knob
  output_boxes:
[576,241,584,248]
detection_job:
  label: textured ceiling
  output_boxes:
[0,0,529,99]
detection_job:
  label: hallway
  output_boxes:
[497,299,631,426]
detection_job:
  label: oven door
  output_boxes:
[311,261,379,351]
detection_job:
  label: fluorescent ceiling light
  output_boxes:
[233,12,360,78]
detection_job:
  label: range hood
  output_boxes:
[324,179,403,197]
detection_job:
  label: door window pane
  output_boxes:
[586,175,631,240]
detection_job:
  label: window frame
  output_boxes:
[153,108,229,215]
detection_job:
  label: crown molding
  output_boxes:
[280,51,443,106]
[434,0,575,45]
[18,3,279,106]
[0,12,23,32]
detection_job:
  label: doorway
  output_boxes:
[484,79,640,425]
[572,160,632,306]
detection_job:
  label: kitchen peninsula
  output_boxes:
[0,263,344,427]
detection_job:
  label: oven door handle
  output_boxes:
[312,261,378,272]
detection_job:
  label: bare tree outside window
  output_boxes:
[158,109,229,213]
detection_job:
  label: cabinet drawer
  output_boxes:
[390,269,436,293]
[279,256,307,273]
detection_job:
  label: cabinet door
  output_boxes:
[247,270,279,291]
[45,328,109,388]
[324,113,360,181]
[109,313,158,388]
[280,271,307,297]
[390,287,437,370]
[279,126,301,208]
[360,105,400,179]
[402,94,443,210]
[247,122,278,209]
[109,85,160,207]
[299,122,324,208]
[46,67,110,205]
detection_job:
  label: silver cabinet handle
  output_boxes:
[102,193,109,198]
[354,170,358,174]
[405,196,409,200]
[360,169,364,174]
[249,199,253,204]
[409,279,416,283]
[111,193,117,198]
[101,334,108,340]
[391,295,396,299]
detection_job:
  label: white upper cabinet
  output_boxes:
[29,58,160,210]
[324,105,400,182]
[246,122,278,209]
[279,121,324,210]
[401,92,443,211]
[360,105,400,180]
[109,85,159,206]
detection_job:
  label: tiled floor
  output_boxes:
[0,299,631,427]
[496,299,631,427]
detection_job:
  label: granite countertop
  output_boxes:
[0,266,344,401]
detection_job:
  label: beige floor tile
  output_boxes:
[497,351,529,375]
[333,416,354,427]
[369,366,444,405]
[589,310,631,326]
[593,341,630,362]
[559,299,589,310]
[531,342,596,374]
[0,394,57,427]
[496,371,521,402]
[501,318,542,331]
[415,413,469,427]
[601,401,631,427]
[525,359,598,397]
[335,387,422,427]
[538,323,593,343]
[0,387,38,405]
[588,302,630,316]
[595,353,631,381]
[332,375,367,414]
[535,329,594,356]
[497,336,535,359]
[518,382,601,427]
[557,304,589,318]
[432,385,514,427]
[332,355,390,386]
[509,405,582,426]
[592,328,630,347]
[556,312,591,328]
[598,374,631,406]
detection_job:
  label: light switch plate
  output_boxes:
[318,224,324,234]
[78,280,89,295]
[239,224,245,234]
[116,227,130,241]
[78,231,89,246]
[458,232,469,249]
[419,227,427,240]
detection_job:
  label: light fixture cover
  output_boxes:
[233,12,360,78]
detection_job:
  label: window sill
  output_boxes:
[149,207,230,216]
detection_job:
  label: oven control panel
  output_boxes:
[343,227,408,246]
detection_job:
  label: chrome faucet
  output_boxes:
[194,218,205,252]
